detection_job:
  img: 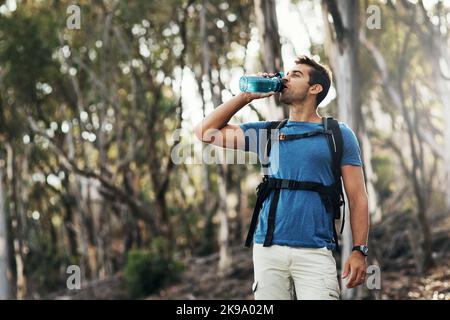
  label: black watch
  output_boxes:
[352,245,369,257]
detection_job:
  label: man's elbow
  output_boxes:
[194,122,211,143]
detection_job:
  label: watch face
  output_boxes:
[362,246,369,255]
[354,246,368,256]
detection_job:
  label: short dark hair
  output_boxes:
[295,55,332,106]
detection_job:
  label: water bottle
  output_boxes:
[239,72,285,93]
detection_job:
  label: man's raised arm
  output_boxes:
[193,76,275,150]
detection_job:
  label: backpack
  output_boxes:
[244,117,346,250]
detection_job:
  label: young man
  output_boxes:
[194,55,369,300]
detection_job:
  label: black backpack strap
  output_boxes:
[244,177,271,247]
[261,119,288,176]
[322,117,345,250]
[323,117,343,177]
[244,119,287,247]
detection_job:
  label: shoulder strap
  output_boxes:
[323,117,344,179]
[323,117,347,245]
[261,119,288,175]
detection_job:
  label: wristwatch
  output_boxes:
[352,245,369,257]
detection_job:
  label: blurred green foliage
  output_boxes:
[124,239,185,298]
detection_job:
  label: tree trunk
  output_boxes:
[322,0,361,300]
[400,0,450,212]
[398,83,434,270]
[0,166,11,299]
[194,71,216,256]
[64,128,95,279]
[254,0,288,119]
[420,24,450,212]
[62,192,78,259]
[200,0,231,274]
[363,34,434,271]
[6,144,27,299]
[433,55,450,210]
[217,164,231,274]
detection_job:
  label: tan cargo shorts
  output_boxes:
[252,243,341,300]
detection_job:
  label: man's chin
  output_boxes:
[279,94,290,104]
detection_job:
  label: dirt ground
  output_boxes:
[46,216,450,300]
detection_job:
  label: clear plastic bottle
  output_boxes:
[239,72,285,93]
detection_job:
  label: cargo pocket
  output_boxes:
[321,278,340,300]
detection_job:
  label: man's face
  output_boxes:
[279,64,312,105]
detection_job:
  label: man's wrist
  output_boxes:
[239,92,253,104]
[352,245,369,257]
[351,250,366,258]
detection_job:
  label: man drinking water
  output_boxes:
[194,55,369,300]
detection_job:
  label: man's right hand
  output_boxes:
[241,91,275,103]
[240,72,277,103]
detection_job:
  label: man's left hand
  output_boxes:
[342,251,367,288]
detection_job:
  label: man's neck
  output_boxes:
[288,102,322,123]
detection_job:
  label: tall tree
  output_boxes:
[362,32,435,272]
[199,0,231,274]
[5,143,27,298]
[322,0,362,300]
[254,0,288,118]
[0,165,11,299]
[399,0,450,211]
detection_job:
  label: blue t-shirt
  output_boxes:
[240,120,363,250]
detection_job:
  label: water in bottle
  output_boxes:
[239,72,285,93]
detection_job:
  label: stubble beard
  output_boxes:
[280,90,307,105]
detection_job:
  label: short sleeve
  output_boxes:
[339,122,363,167]
[239,121,269,156]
